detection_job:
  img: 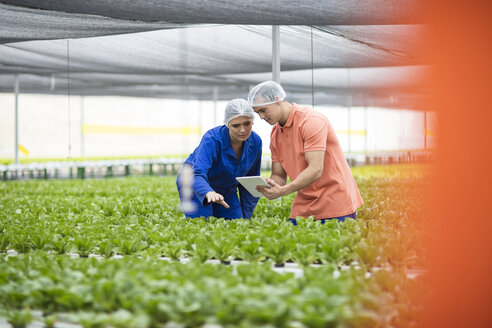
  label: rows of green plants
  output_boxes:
[0,252,424,328]
[0,164,430,327]
[0,166,428,268]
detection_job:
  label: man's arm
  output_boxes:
[258,151,324,200]
[270,161,287,186]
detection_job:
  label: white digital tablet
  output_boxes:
[236,176,271,197]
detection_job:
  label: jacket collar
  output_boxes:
[220,125,251,160]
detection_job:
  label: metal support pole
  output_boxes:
[424,111,427,150]
[198,101,202,136]
[348,96,352,154]
[272,25,281,200]
[364,106,368,154]
[346,69,352,158]
[14,75,19,165]
[80,96,85,157]
[272,26,280,83]
[310,26,315,108]
[399,110,404,153]
[213,86,218,126]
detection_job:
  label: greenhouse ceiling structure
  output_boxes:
[0,0,429,109]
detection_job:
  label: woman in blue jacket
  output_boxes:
[176,99,262,219]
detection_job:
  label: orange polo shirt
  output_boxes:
[270,104,363,219]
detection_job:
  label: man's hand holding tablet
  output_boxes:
[236,176,271,197]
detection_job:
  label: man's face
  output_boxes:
[253,102,280,125]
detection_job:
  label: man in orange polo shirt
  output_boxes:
[248,81,363,224]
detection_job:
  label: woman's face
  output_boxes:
[228,116,253,144]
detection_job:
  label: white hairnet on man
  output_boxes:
[247,81,286,107]
[223,98,255,126]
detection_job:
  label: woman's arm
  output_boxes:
[191,136,230,207]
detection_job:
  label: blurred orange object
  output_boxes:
[426,2,492,327]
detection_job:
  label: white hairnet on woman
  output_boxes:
[247,81,286,107]
[223,98,255,125]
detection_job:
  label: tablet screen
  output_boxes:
[236,176,270,197]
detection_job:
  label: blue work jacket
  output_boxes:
[183,125,262,218]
